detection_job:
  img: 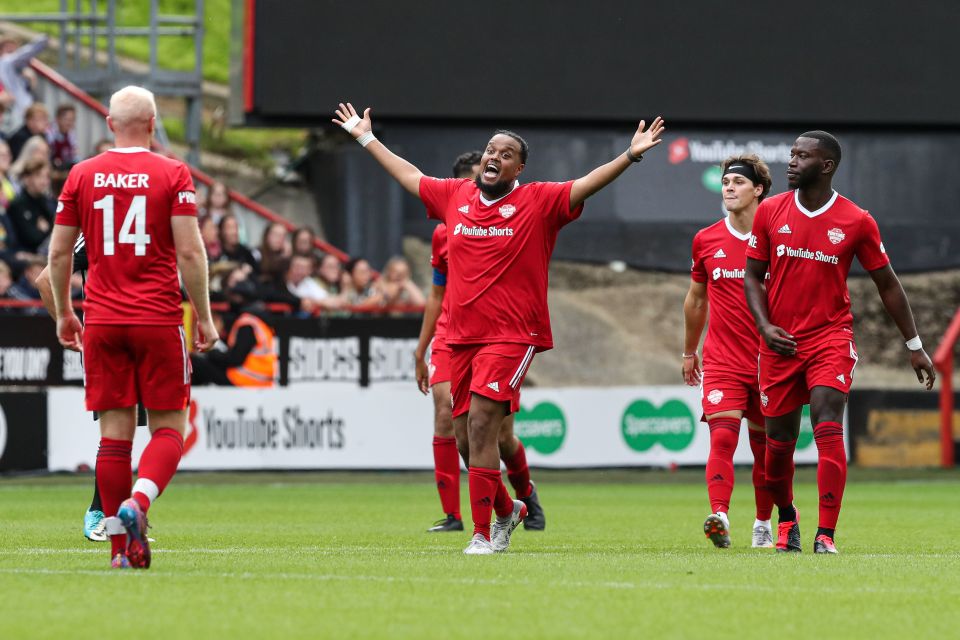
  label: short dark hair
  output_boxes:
[452,150,482,178]
[492,129,528,164]
[56,104,76,118]
[799,130,842,166]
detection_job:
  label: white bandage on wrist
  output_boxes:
[340,114,361,133]
[356,131,376,147]
[905,336,923,351]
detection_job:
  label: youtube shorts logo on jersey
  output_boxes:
[669,138,690,164]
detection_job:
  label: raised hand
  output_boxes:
[630,116,665,158]
[910,349,936,390]
[332,102,372,139]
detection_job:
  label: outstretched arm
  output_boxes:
[744,257,796,356]
[869,264,935,389]
[569,117,665,210]
[332,103,425,197]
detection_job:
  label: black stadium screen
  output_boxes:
[241,0,960,128]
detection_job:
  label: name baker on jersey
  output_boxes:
[93,172,151,189]
[775,243,840,265]
[453,223,514,238]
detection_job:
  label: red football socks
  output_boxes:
[493,474,514,518]
[503,439,532,499]
[748,428,774,520]
[468,467,501,539]
[132,428,184,513]
[765,436,797,513]
[814,421,846,529]
[705,418,739,514]
[432,436,461,520]
[96,437,132,557]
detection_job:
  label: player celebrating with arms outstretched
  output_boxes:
[744,131,935,554]
[335,102,664,554]
[684,155,774,549]
[48,86,218,568]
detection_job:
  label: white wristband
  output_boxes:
[340,114,361,133]
[905,336,922,351]
[356,132,376,147]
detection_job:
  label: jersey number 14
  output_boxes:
[94,195,152,256]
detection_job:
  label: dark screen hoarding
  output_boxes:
[244,0,960,128]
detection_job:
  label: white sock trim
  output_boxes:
[754,519,772,528]
[132,478,160,506]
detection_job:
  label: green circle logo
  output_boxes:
[621,399,696,452]
[515,402,566,454]
[701,165,722,193]
[797,405,814,449]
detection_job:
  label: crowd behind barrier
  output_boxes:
[0,36,426,322]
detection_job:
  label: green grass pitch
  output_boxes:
[2,468,959,639]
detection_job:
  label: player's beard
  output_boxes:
[475,175,513,199]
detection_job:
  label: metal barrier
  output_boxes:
[29,57,351,262]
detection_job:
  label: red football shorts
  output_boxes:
[700,366,764,426]
[428,338,451,387]
[759,338,858,417]
[83,324,191,412]
[449,343,536,418]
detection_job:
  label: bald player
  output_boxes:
[48,86,217,569]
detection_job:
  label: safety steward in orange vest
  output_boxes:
[225,312,277,387]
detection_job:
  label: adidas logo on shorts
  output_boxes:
[836,374,846,384]
[487,381,500,392]
[713,249,726,259]
[778,224,792,234]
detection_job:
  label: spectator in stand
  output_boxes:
[202,181,232,223]
[6,157,53,254]
[0,36,47,133]
[316,253,343,296]
[0,140,15,211]
[258,221,291,285]
[199,214,221,262]
[275,253,344,315]
[342,257,383,309]
[376,255,426,307]
[216,213,259,274]
[92,138,112,156]
[292,226,317,257]
[48,104,78,171]
[7,103,49,161]
[0,258,12,298]
[10,135,50,190]
[6,255,44,311]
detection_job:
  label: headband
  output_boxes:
[723,163,759,184]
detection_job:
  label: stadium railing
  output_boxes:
[28,58,350,262]
[933,307,960,468]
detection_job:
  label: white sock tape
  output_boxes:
[104,516,125,536]
[340,114,361,133]
[905,335,922,350]
[356,132,376,147]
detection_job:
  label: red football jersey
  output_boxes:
[746,190,889,346]
[419,178,583,350]
[691,216,760,372]
[56,147,198,325]
[430,222,450,345]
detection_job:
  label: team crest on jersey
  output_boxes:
[707,389,723,405]
[827,228,846,245]
[499,204,516,218]
[458,205,469,214]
